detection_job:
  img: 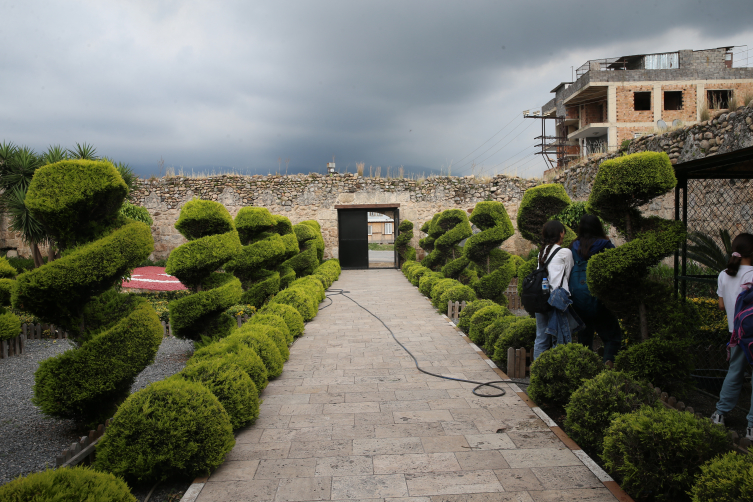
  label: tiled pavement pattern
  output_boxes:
[196,269,619,502]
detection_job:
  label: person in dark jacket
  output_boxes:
[569,214,622,362]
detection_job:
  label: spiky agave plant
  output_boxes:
[686,229,732,273]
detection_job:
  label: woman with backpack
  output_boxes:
[569,214,622,363]
[532,220,578,360]
[710,232,753,439]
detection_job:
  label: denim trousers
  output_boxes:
[534,311,554,360]
[577,308,623,363]
[716,345,753,427]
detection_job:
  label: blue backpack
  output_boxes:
[731,285,753,365]
[568,250,600,318]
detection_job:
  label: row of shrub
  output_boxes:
[525,343,752,501]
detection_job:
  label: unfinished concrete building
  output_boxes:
[539,47,753,169]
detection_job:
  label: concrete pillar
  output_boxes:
[653,84,662,123]
[696,83,705,120]
[608,85,618,150]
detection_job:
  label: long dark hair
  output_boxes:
[573,214,608,259]
[539,220,566,266]
[725,233,753,277]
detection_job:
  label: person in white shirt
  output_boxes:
[710,233,753,439]
[533,220,575,360]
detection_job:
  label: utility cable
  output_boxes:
[454,116,527,171]
[453,114,523,167]
[322,288,529,397]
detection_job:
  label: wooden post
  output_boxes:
[237,315,242,328]
[1,340,7,359]
[35,323,41,339]
[507,347,516,378]
[168,322,172,337]
[161,321,166,337]
[517,348,526,378]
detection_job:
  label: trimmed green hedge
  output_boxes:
[490,317,536,367]
[516,184,571,245]
[614,338,694,399]
[229,328,285,378]
[177,359,260,429]
[468,304,509,346]
[174,199,235,240]
[430,278,461,309]
[527,343,603,407]
[0,256,17,278]
[257,302,304,338]
[290,276,326,303]
[188,337,269,392]
[439,285,477,313]
[301,220,325,263]
[464,201,514,263]
[32,298,162,420]
[0,309,21,341]
[168,273,243,340]
[249,313,293,345]
[166,230,242,290]
[120,200,153,226]
[95,379,235,483]
[456,299,496,334]
[690,451,753,502]
[418,271,444,297]
[272,286,317,321]
[424,209,472,272]
[312,259,341,289]
[0,466,136,502]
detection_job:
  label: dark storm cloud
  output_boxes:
[1,0,751,177]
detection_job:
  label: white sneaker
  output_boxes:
[710,411,725,425]
[746,427,753,441]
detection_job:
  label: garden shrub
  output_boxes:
[312,259,341,288]
[0,309,21,341]
[402,260,422,281]
[689,450,753,502]
[249,313,292,344]
[300,219,325,262]
[614,338,694,398]
[168,273,243,341]
[456,299,496,333]
[564,370,658,453]
[516,184,571,246]
[508,254,526,277]
[119,200,153,226]
[95,379,235,483]
[409,266,431,287]
[395,219,416,267]
[33,298,162,420]
[0,278,14,305]
[418,271,444,297]
[290,276,326,303]
[189,337,268,391]
[231,325,286,375]
[272,286,317,321]
[468,304,509,346]
[257,302,305,338]
[174,198,234,240]
[281,222,321,278]
[602,406,731,501]
[423,209,472,272]
[430,278,462,309]
[527,343,603,407]
[418,214,439,259]
[177,359,260,429]
[439,285,477,313]
[490,317,536,368]
[0,256,17,278]
[0,466,136,502]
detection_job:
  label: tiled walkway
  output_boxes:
[196,269,618,502]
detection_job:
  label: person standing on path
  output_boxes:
[569,214,623,363]
[533,220,576,360]
[710,232,753,439]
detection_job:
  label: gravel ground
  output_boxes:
[0,337,193,487]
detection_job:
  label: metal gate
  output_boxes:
[338,209,368,269]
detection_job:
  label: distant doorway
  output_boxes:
[336,204,400,269]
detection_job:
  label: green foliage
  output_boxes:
[418,271,444,297]
[300,220,325,263]
[4,255,36,274]
[189,337,269,391]
[178,359,260,429]
[619,284,701,344]
[272,286,316,321]
[95,379,235,483]
[409,266,432,287]
[516,258,538,294]
[422,210,471,270]
[490,317,536,367]
[395,219,415,266]
[249,313,293,346]
[257,302,305,338]
[291,276,326,303]
[686,229,733,273]
[614,338,694,398]
[26,159,128,249]
[456,299,496,333]
[13,221,153,332]
[0,256,17,278]
[0,309,21,341]
[119,200,153,226]
[471,250,515,305]
[430,278,462,309]
[0,466,136,502]
[234,206,277,244]
[230,326,285,377]
[553,200,590,229]
[468,304,509,346]
[439,285,477,313]
[528,344,603,407]
[166,230,242,290]
[312,259,341,288]
[174,199,235,240]
[517,184,571,245]
[690,450,753,502]
[464,201,514,263]
[33,298,162,420]
[169,274,243,340]
[602,406,731,501]
[508,254,526,277]
[0,278,14,305]
[564,370,658,453]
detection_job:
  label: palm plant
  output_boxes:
[42,145,69,165]
[686,229,732,272]
[67,142,98,160]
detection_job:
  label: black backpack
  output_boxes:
[521,247,563,315]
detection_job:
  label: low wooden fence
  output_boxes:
[56,418,112,467]
[447,279,521,322]
[506,347,532,378]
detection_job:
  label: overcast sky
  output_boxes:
[1,1,751,179]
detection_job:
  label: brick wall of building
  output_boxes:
[616,85,654,122]
[583,101,606,126]
[660,84,697,123]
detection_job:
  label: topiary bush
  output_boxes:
[280,222,321,278]
[516,184,571,246]
[490,317,536,368]
[95,379,235,483]
[439,285,477,313]
[271,286,317,321]
[418,271,444,297]
[395,219,416,267]
[177,359,260,429]
[0,466,136,502]
[189,337,269,391]
[409,266,431,287]
[249,313,292,345]
[0,309,21,341]
[564,370,658,453]
[614,338,694,399]
[290,276,326,303]
[528,343,603,407]
[468,304,509,346]
[312,259,341,289]
[430,278,462,309]
[602,406,731,501]
[230,326,285,377]
[456,299,496,333]
[257,302,305,338]
[422,210,471,271]
[689,450,753,502]
[225,208,299,308]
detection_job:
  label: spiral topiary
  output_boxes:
[586,152,684,340]
[564,370,658,453]
[14,159,161,421]
[166,199,243,341]
[225,208,299,308]
[281,221,322,279]
[94,379,235,483]
[177,359,260,429]
[418,214,439,261]
[0,466,136,502]
[429,209,472,274]
[395,219,416,267]
[527,343,603,407]
[516,184,572,246]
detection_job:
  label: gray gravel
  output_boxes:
[0,337,193,487]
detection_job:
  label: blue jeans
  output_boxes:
[716,345,753,427]
[534,311,554,360]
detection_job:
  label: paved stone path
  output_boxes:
[196,269,618,502]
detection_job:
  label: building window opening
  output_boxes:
[707,89,731,109]
[664,91,683,110]
[384,222,393,235]
[634,92,651,111]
